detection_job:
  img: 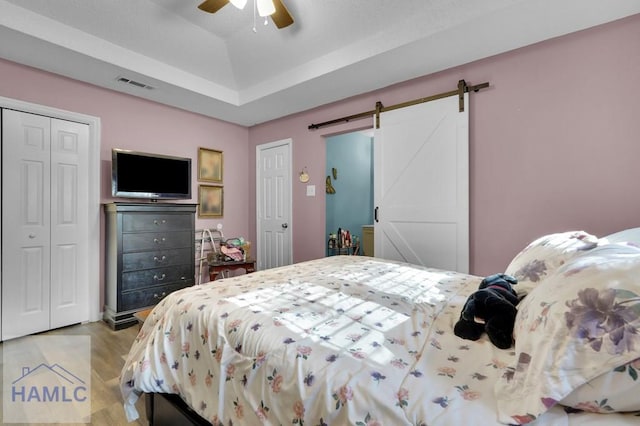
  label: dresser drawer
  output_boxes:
[123,213,193,232]
[121,264,193,292]
[120,282,189,311]
[122,248,192,272]
[123,230,193,252]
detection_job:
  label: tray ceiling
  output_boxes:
[0,0,638,126]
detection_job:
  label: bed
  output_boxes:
[120,229,640,425]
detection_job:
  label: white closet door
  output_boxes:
[373,94,469,273]
[49,118,89,328]
[2,109,90,340]
[2,110,52,339]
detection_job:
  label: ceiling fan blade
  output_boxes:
[271,0,294,29]
[198,0,229,13]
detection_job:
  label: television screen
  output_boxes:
[112,149,192,200]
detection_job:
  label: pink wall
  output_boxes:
[0,59,250,303]
[248,14,640,275]
[0,58,250,235]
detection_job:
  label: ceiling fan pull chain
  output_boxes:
[252,0,257,32]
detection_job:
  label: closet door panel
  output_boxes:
[22,247,47,312]
[54,244,78,305]
[2,109,52,339]
[50,118,90,328]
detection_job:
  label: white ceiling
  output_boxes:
[1,0,638,126]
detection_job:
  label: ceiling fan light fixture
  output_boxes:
[229,0,247,9]
[256,0,275,17]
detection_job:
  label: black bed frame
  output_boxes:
[145,393,210,425]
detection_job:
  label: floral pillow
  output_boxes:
[504,231,599,296]
[560,357,640,413]
[495,243,640,425]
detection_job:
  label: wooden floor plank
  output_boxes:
[0,321,148,425]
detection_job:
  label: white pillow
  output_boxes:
[604,227,640,245]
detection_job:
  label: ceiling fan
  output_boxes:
[198,0,294,29]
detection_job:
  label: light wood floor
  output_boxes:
[0,321,148,426]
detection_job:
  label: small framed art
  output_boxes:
[198,148,223,183]
[198,185,223,218]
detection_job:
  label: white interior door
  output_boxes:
[2,110,52,338]
[373,94,469,273]
[2,109,90,340]
[256,139,292,270]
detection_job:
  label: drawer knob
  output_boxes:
[153,291,167,299]
[153,237,167,244]
[153,255,167,262]
[153,219,167,225]
[154,273,166,281]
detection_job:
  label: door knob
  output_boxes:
[282,223,288,229]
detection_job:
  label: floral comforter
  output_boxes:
[120,256,636,425]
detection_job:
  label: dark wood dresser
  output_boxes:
[104,203,196,329]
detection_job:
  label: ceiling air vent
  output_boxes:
[116,76,154,90]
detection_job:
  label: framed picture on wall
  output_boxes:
[198,148,223,183]
[198,185,223,218]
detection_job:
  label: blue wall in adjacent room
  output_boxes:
[325,132,373,255]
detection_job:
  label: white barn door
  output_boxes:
[2,109,90,340]
[373,94,469,273]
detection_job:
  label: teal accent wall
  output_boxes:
[325,132,373,255]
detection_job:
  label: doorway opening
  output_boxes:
[325,130,374,256]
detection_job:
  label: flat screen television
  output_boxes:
[111,149,192,200]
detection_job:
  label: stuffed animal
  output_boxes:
[454,273,520,349]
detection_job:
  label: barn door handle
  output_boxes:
[374,206,379,223]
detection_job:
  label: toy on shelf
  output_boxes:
[328,227,359,256]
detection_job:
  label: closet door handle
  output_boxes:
[374,206,379,223]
